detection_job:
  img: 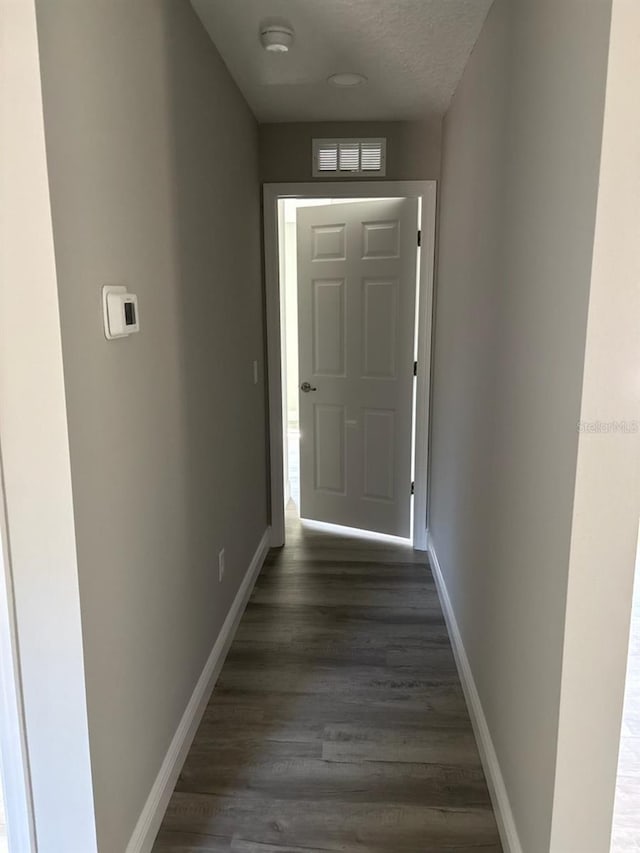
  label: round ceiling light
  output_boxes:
[328,72,368,88]
[260,24,295,52]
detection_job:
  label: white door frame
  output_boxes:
[264,181,437,550]
[0,466,37,852]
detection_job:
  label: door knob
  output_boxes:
[300,381,317,393]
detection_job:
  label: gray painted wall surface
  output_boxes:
[259,120,442,183]
[35,2,268,849]
[430,0,612,850]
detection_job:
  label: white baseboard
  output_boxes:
[126,527,272,853]
[427,535,523,853]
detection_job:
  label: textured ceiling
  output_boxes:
[190,0,494,123]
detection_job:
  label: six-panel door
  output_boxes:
[297,198,419,537]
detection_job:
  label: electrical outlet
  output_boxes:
[218,548,225,582]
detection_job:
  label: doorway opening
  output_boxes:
[264,182,437,551]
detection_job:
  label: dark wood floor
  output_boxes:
[152,511,502,852]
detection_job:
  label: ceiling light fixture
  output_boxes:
[328,72,368,88]
[260,23,295,53]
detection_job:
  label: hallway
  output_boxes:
[153,513,501,851]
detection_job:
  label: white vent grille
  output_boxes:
[360,141,384,171]
[338,143,360,171]
[313,138,386,178]
[317,145,338,172]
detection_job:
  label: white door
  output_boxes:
[297,198,419,537]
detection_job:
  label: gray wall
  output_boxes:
[259,120,442,183]
[430,0,612,851]
[35,2,268,850]
[0,2,97,848]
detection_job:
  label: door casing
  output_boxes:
[263,181,437,550]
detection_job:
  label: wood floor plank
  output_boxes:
[152,514,502,852]
[230,841,502,853]
[236,603,452,639]
[226,643,458,671]
[229,841,337,853]
[261,559,435,577]
[249,583,439,609]
[322,723,482,766]
[266,548,429,565]
[200,691,472,731]
[152,829,231,851]
[162,792,500,851]
[177,752,492,808]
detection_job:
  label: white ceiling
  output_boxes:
[191,0,494,123]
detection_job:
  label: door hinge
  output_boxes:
[413,361,418,377]
[417,229,422,247]
[411,481,415,495]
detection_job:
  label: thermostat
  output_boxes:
[102,285,140,339]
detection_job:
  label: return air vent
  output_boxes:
[312,138,386,178]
